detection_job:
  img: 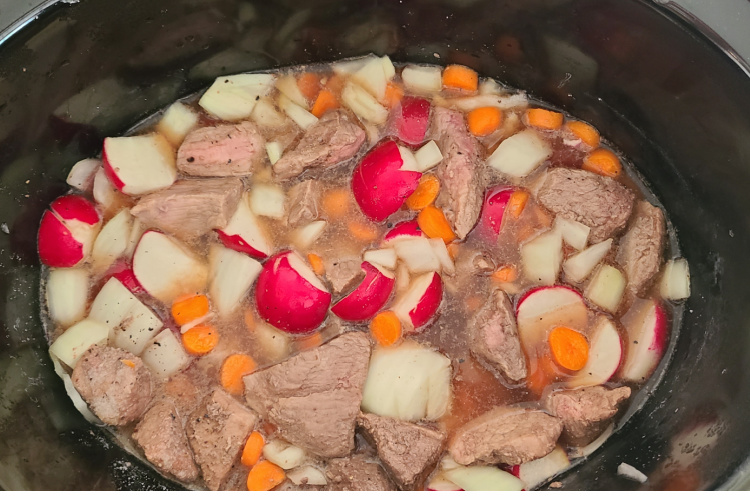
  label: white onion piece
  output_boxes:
[660,258,691,301]
[249,184,286,220]
[46,268,89,328]
[262,440,306,470]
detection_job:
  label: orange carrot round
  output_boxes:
[297,72,322,102]
[567,121,600,147]
[221,354,257,396]
[321,188,350,219]
[171,294,210,326]
[370,311,402,346]
[506,190,529,218]
[382,82,404,109]
[443,64,479,92]
[182,325,220,356]
[418,205,457,243]
[348,220,379,241]
[548,326,589,371]
[241,431,265,468]
[246,460,285,491]
[526,108,564,129]
[467,107,503,137]
[583,148,621,177]
[406,174,440,211]
[307,253,325,276]
[491,265,517,283]
[311,89,339,118]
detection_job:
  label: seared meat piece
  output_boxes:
[543,385,631,446]
[433,107,486,239]
[130,177,242,240]
[357,413,446,489]
[132,400,199,483]
[71,345,151,426]
[273,111,366,180]
[326,453,395,491]
[536,168,635,243]
[243,332,371,458]
[177,121,265,177]
[325,257,364,295]
[449,407,563,466]
[286,179,321,227]
[186,390,258,490]
[616,201,666,296]
[469,289,527,382]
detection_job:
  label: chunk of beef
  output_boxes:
[162,365,211,417]
[357,413,446,489]
[433,107,485,239]
[71,345,151,426]
[536,168,635,243]
[132,400,199,483]
[186,390,258,490]
[177,121,265,177]
[449,407,563,466]
[326,453,395,491]
[469,289,527,382]
[286,179,321,227]
[325,257,364,295]
[273,111,366,180]
[243,332,371,458]
[616,201,666,296]
[130,177,243,240]
[543,385,631,446]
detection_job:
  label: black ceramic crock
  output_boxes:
[1,0,749,490]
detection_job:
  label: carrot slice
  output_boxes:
[418,205,457,243]
[296,331,323,351]
[467,106,503,137]
[548,326,589,371]
[370,311,402,347]
[246,460,285,491]
[182,325,220,356]
[171,294,210,326]
[221,354,257,396]
[348,220,379,241]
[567,121,600,147]
[121,359,136,368]
[506,190,529,218]
[442,64,478,92]
[405,174,440,211]
[526,108,564,129]
[382,82,404,109]
[491,265,517,283]
[241,431,265,468]
[310,89,339,118]
[321,188,350,219]
[297,72,321,102]
[583,148,621,177]
[307,253,325,276]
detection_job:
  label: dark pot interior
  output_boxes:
[1,0,749,490]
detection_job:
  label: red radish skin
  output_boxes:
[568,317,623,387]
[475,186,514,240]
[106,261,146,295]
[331,262,395,321]
[395,96,431,146]
[409,272,443,329]
[50,195,100,225]
[38,211,85,267]
[383,219,423,243]
[622,299,669,382]
[352,140,422,221]
[215,230,268,260]
[102,150,126,191]
[516,285,589,355]
[255,251,332,333]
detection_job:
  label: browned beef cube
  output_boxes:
[616,201,666,296]
[326,453,395,491]
[286,179,321,227]
[177,121,265,177]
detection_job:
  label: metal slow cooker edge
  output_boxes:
[1,0,750,491]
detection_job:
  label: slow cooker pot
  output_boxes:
[1,0,749,490]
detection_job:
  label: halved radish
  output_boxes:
[475,185,514,240]
[444,465,524,491]
[105,260,145,295]
[102,134,177,195]
[66,158,101,191]
[92,168,130,217]
[38,195,101,268]
[216,194,273,259]
[516,286,588,354]
[488,129,552,178]
[521,229,563,286]
[156,101,199,146]
[209,245,263,318]
[290,220,327,250]
[414,140,443,172]
[511,446,570,490]
[91,209,133,273]
[621,298,669,383]
[391,271,442,330]
[132,230,208,303]
[429,238,455,275]
[352,140,422,221]
[383,219,423,245]
[394,96,431,146]
[48,318,110,368]
[46,268,89,328]
[255,251,331,333]
[198,73,275,121]
[567,316,623,388]
[393,237,442,274]
[562,239,613,283]
[331,262,395,321]
[585,264,626,313]
[364,248,398,270]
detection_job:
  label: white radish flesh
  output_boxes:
[515,447,571,490]
[521,229,563,286]
[252,321,291,363]
[341,82,388,125]
[50,355,101,424]
[586,264,626,313]
[92,168,128,215]
[278,94,318,130]
[287,466,327,486]
[363,248,398,270]
[249,184,286,219]
[141,329,191,379]
[46,268,89,328]
[266,141,283,165]
[291,220,327,249]
[352,56,389,100]
[49,318,110,368]
[198,73,275,121]
[429,238,455,275]
[66,158,101,191]
[488,129,552,178]
[402,65,442,94]
[209,245,262,318]
[437,92,528,112]
[102,134,177,196]
[156,102,199,146]
[660,258,691,301]
[397,146,420,173]
[393,237,442,274]
[275,74,310,109]
[567,316,622,388]
[262,440,306,470]
[414,141,443,172]
[444,466,524,492]
[562,238,613,283]
[91,209,133,273]
[251,98,288,130]
[555,217,590,251]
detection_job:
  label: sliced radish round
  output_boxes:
[331,262,395,321]
[512,446,570,490]
[38,195,101,268]
[621,298,669,383]
[352,140,422,222]
[383,219,424,245]
[255,251,332,333]
[568,316,623,388]
[394,96,431,146]
[475,185,514,240]
[391,271,442,330]
[516,285,588,354]
[216,194,272,259]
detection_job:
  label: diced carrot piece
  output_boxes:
[246,460,285,491]
[567,121,600,147]
[491,265,517,283]
[321,188,350,219]
[583,148,621,177]
[171,294,210,326]
[447,242,461,260]
[241,431,265,468]
[297,72,322,102]
[310,89,339,118]
[526,108,564,129]
[467,106,503,137]
[405,174,440,211]
[443,64,479,92]
[506,190,529,218]
[417,205,457,244]
[382,82,404,109]
[296,331,323,351]
[307,253,325,276]
[244,309,256,332]
[370,311,402,347]
[548,326,589,371]
[182,325,220,356]
[348,220,379,241]
[221,354,257,396]
[121,359,135,368]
